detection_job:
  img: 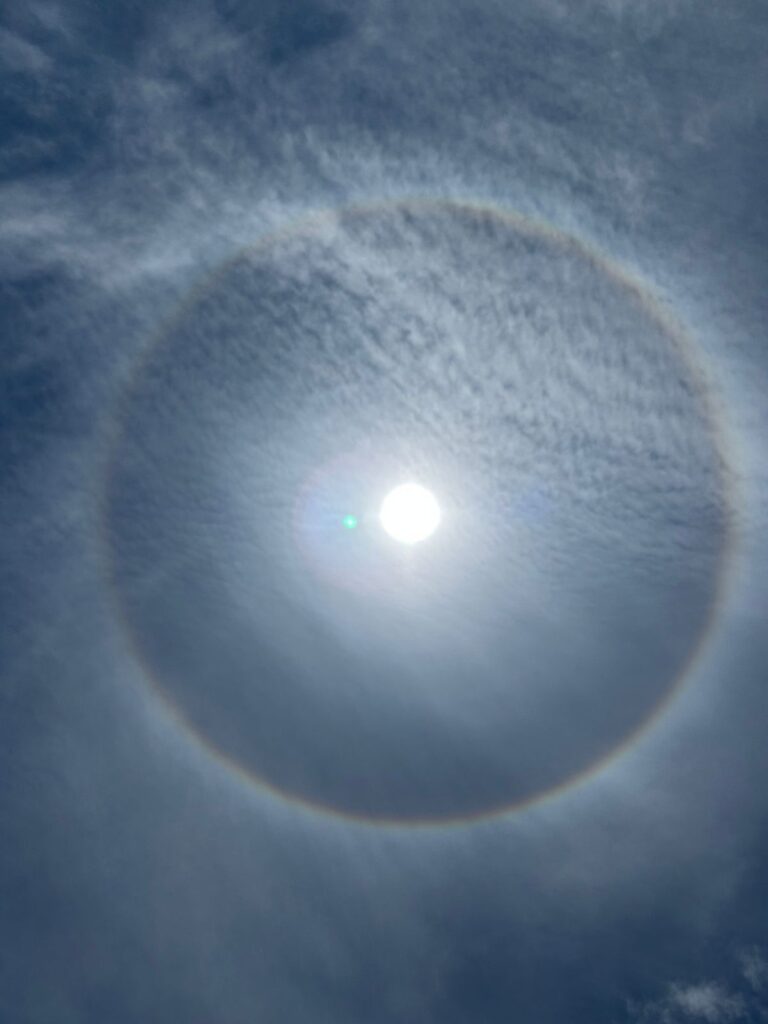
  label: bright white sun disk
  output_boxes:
[379,483,441,544]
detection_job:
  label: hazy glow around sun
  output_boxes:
[379,483,441,544]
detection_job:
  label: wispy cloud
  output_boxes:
[741,949,768,995]
[628,949,768,1024]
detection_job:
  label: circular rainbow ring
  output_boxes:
[97,197,741,830]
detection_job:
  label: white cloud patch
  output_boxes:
[629,950,768,1024]
[669,983,745,1023]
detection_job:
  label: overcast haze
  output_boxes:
[1,1,767,1022]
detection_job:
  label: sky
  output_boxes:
[1,1,767,1021]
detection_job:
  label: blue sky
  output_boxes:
[1,2,767,1021]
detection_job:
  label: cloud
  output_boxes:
[741,949,768,994]
[0,26,51,72]
[628,950,768,1024]
[667,985,745,1023]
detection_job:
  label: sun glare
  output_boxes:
[379,483,441,544]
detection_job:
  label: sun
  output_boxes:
[379,483,441,544]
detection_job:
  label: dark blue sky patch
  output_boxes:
[266,3,353,66]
